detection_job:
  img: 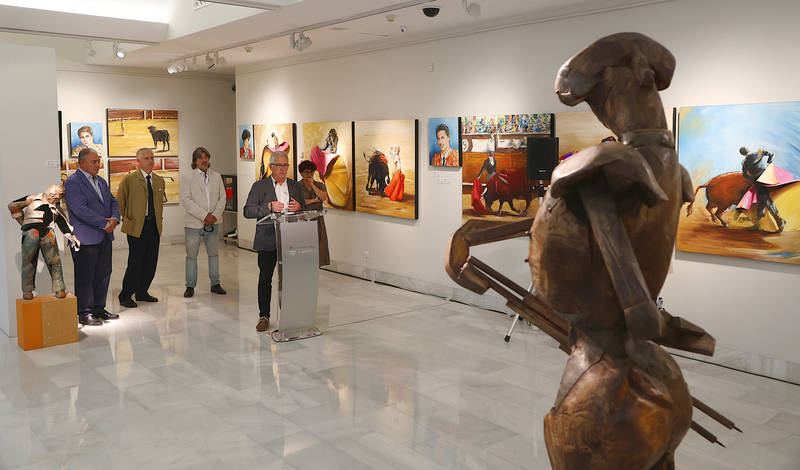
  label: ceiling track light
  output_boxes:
[291,32,312,52]
[205,53,214,68]
[191,56,199,71]
[167,62,178,74]
[462,0,481,17]
[113,42,127,59]
[85,40,96,57]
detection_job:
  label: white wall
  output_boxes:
[235,0,800,372]
[0,45,60,337]
[56,65,238,246]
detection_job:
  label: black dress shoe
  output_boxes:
[119,298,137,308]
[184,287,194,298]
[210,284,226,295]
[79,314,103,326]
[136,293,158,302]
[96,310,119,320]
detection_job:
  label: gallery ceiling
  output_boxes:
[0,0,671,76]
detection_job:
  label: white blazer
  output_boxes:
[181,169,227,229]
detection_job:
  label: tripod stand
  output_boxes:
[504,280,539,342]
[504,181,549,343]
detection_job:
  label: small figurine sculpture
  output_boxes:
[447,32,736,470]
[8,185,80,300]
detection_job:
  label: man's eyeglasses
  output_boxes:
[203,225,214,232]
[270,163,290,169]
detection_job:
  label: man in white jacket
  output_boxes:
[181,147,227,297]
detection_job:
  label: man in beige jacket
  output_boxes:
[181,147,227,298]
[117,148,165,308]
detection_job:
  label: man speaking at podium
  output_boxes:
[243,150,306,332]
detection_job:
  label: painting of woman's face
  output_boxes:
[79,131,94,146]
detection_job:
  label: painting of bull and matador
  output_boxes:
[354,119,417,219]
[303,121,354,211]
[677,102,800,264]
[461,113,552,222]
[107,109,178,157]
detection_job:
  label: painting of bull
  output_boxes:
[364,149,390,196]
[677,102,800,264]
[354,119,418,219]
[107,109,178,157]
[147,126,170,152]
[460,113,552,222]
[483,168,535,215]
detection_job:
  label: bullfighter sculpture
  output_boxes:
[446,32,737,470]
[8,185,80,300]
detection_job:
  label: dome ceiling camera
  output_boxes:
[423,6,440,18]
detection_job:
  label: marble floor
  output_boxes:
[1,243,799,470]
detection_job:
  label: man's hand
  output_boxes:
[269,200,285,213]
[104,217,118,233]
[203,214,217,225]
[287,198,302,212]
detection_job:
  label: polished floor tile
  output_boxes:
[0,243,798,469]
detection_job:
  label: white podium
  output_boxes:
[258,210,324,342]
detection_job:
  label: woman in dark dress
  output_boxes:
[298,160,330,266]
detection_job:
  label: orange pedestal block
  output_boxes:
[16,294,79,351]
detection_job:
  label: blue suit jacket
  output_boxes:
[64,170,120,245]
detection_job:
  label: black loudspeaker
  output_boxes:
[527,136,559,180]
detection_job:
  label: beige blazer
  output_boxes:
[117,170,165,237]
[181,169,227,229]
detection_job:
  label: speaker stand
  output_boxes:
[504,280,539,342]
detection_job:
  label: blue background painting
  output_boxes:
[69,122,103,150]
[679,102,800,181]
[428,117,459,165]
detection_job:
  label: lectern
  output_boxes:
[258,210,324,342]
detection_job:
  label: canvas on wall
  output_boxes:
[354,119,417,219]
[62,122,105,183]
[302,121,354,211]
[677,102,800,264]
[461,113,552,222]
[239,124,255,160]
[108,157,180,205]
[429,117,461,167]
[254,123,296,181]
[107,109,178,157]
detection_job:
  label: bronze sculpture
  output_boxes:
[8,185,80,300]
[447,33,737,469]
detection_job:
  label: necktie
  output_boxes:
[147,175,155,220]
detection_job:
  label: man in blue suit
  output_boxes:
[64,149,121,326]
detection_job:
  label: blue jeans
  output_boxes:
[185,226,220,288]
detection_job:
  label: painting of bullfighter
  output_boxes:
[303,121,354,211]
[107,109,178,157]
[677,102,800,264]
[354,119,417,219]
[255,123,295,181]
[108,157,180,205]
[461,113,551,222]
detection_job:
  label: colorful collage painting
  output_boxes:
[677,102,800,264]
[461,113,552,222]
